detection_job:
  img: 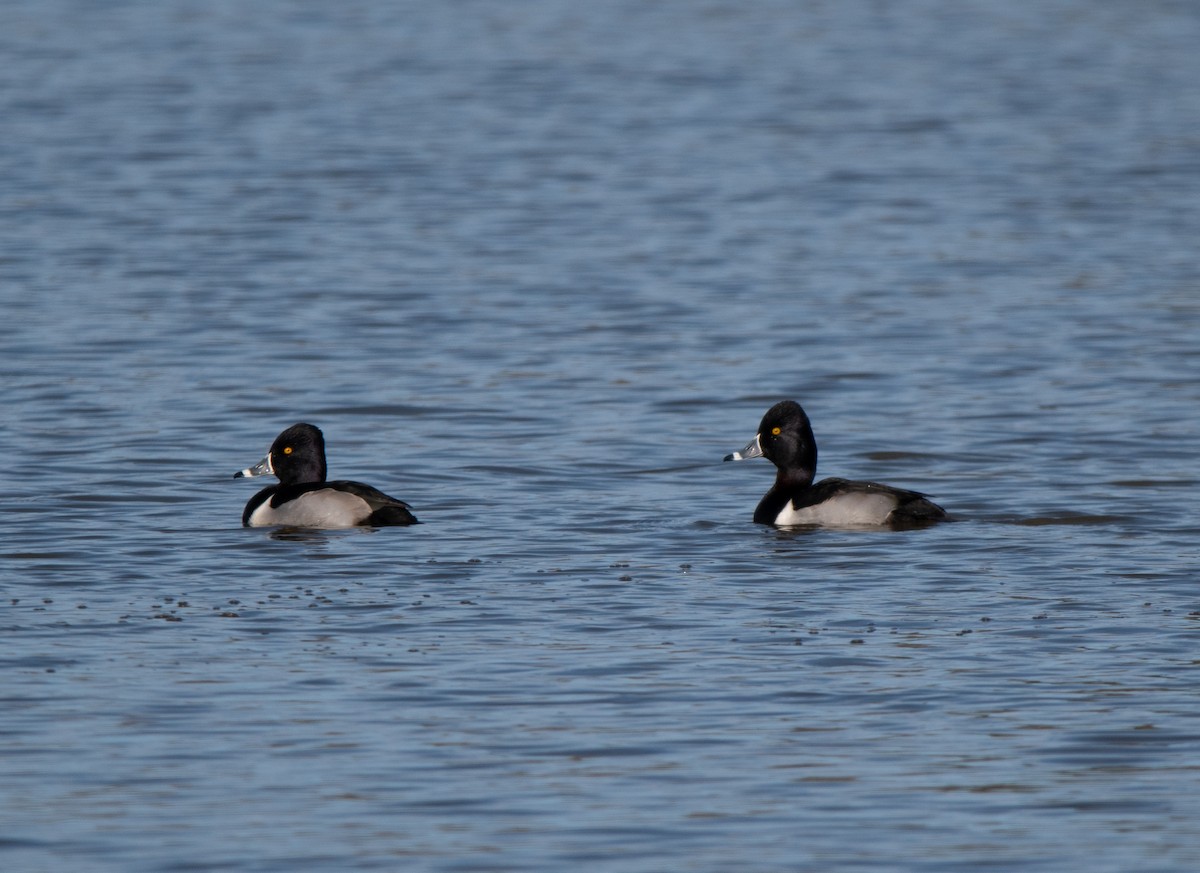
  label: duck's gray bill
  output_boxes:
[234,456,272,479]
[723,436,763,463]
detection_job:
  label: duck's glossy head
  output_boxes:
[757,401,816,468]
[234,423,327,485]
[726,400,818,486]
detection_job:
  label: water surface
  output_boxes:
[3,2,1200,871]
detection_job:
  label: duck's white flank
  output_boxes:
[773,490,898,527]
[247,489,370,528]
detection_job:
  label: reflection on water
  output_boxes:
[3,0,1200,871]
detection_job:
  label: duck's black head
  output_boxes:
[267,423,328,485]
[757,400,818,486]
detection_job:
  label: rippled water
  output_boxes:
[4,1,1200,871]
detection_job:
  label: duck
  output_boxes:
[725,400,947,528]
[233,423,418,528]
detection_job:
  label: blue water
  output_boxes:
[4,1,1200,871]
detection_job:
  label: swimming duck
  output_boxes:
[725,400,947,528]
[234,423,418,528]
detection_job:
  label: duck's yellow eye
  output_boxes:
[283,446,293,455]
[771,426,781,436]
